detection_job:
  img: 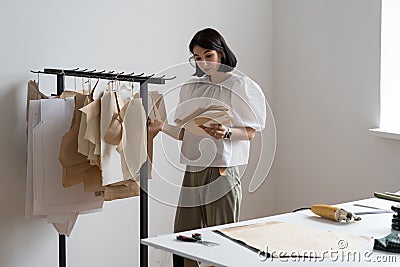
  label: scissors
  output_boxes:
[176,233,219,246]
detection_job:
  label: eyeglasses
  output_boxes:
[189,55,219,69]
[189,56,197,68]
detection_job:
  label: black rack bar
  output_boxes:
[31,68,175,84]
[31,68,174,267]
[140,82,149,267]
[59,234,66,267]
[56,73,66,267]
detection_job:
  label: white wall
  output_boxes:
[0,1,274,267]
[273,0,400,213]
[4,1,398,266]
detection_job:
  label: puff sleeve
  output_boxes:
[230,77,266,131]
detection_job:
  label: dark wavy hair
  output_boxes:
[189,28,237,77]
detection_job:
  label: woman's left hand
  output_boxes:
[204,123,227,139]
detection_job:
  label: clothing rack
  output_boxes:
[30,68,174,267]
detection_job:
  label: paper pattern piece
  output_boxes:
[118,98,146,181]
[217,221,372,258]
[29,99,104,215]
[175,105,233,136]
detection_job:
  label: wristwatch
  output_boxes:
[223,127,232,139]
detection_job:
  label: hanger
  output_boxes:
[36,71,40,87]
[88,79,100,101]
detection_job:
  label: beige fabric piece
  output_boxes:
[87,142,100,167]
[102,180,140,201]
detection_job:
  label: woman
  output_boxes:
[149,28,266,267]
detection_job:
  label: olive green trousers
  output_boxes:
[173,166,242,267]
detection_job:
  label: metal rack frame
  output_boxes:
[31,68,174,267]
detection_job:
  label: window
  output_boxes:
[370,0,400,139]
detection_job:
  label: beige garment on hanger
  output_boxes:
[80,97,102,168]
[116,98,146,181]
[83,89,141,200]
[134,91,167,179]
[77,96,90,157]
[59,94,102,187]
[100,90,126,185]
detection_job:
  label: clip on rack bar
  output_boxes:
[31,68,174,267]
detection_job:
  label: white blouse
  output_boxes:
[174,73,266,167]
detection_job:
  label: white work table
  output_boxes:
[142,198,400,266]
